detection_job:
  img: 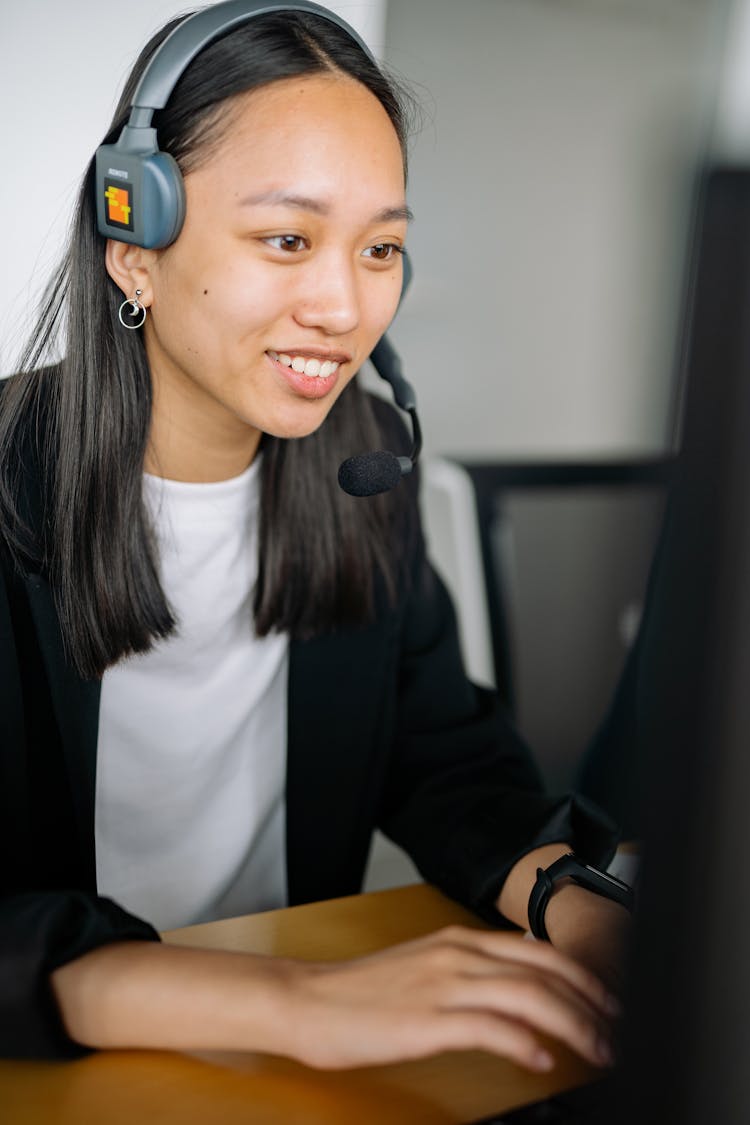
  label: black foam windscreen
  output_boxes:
[338,451,403,497]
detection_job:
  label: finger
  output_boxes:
[429,1010,557,1072]
[428,926,618,1019]
[435,947,610,1032]
[442,973,614,1069]
[405,936,613,1065]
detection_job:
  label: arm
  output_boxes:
[0,891,160,1059]
[50,924,617,1070]
[378,544,618,923]
[372,464,626,987]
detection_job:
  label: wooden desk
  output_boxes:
[0,884,599,1124]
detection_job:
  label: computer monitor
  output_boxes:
[618,161,750,1124]
[474,159,750,1125]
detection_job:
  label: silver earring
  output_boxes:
[118,289,147,329]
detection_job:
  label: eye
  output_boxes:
[363,243,405,262]
[264,234,308,252]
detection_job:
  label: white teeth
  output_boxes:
[271,352,341,377]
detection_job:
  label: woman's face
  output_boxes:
[121,73,409,481]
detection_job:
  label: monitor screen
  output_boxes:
[621,162,750,1124]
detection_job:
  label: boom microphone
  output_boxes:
[338,335,422,497]
[338,450,408,497]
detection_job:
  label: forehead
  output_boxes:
[187,73,406,203]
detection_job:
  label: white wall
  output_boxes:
[384,0,726,459]
[0,1,387,373]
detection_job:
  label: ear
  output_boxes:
[105,239,157,307]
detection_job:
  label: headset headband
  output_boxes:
[127,1,374,127]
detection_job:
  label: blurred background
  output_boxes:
[0,0,740,881]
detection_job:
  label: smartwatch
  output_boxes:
[527,852,635,941]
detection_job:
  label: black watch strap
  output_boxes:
[527,853,635,941]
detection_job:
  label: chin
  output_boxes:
[259,402,337,441]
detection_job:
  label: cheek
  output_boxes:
[367,275,404,337]
[151,240,252,324]
[206,267,292,340]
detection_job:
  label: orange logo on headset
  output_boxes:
[104,179,134,231]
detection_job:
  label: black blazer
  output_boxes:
[0,400,616,1060]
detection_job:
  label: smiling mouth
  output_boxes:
[267,350,342,378]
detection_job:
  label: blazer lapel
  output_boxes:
[23,572,101,889]
[13,407,101,888]
[285,615,397,906]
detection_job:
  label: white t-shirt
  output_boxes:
[94,458,289,931]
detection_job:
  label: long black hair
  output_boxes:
[0,10,418,679]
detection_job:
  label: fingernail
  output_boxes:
[597,1037,615,1067]
[534,1049,555,1071]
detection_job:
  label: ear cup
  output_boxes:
[139,153,186,247]
[95,145,185,247]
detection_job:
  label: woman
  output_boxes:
[0,1,627,1068]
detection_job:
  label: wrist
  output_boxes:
[543,883,631,994]
[544,882,630,945]
[527,853,634,941]
[496,842,572,927]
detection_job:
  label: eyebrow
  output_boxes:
[238,189,413,223]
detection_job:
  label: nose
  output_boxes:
[292,253,360,336]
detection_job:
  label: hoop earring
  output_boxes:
[118,289,147,330]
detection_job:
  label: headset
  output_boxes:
[95,0,421,495]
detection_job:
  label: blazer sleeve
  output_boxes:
[0,552,160,1061]
[0,892,159,1059]
[377,495,618,925]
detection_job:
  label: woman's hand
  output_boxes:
[52,927,617,1071]
[276,925,618,1071]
